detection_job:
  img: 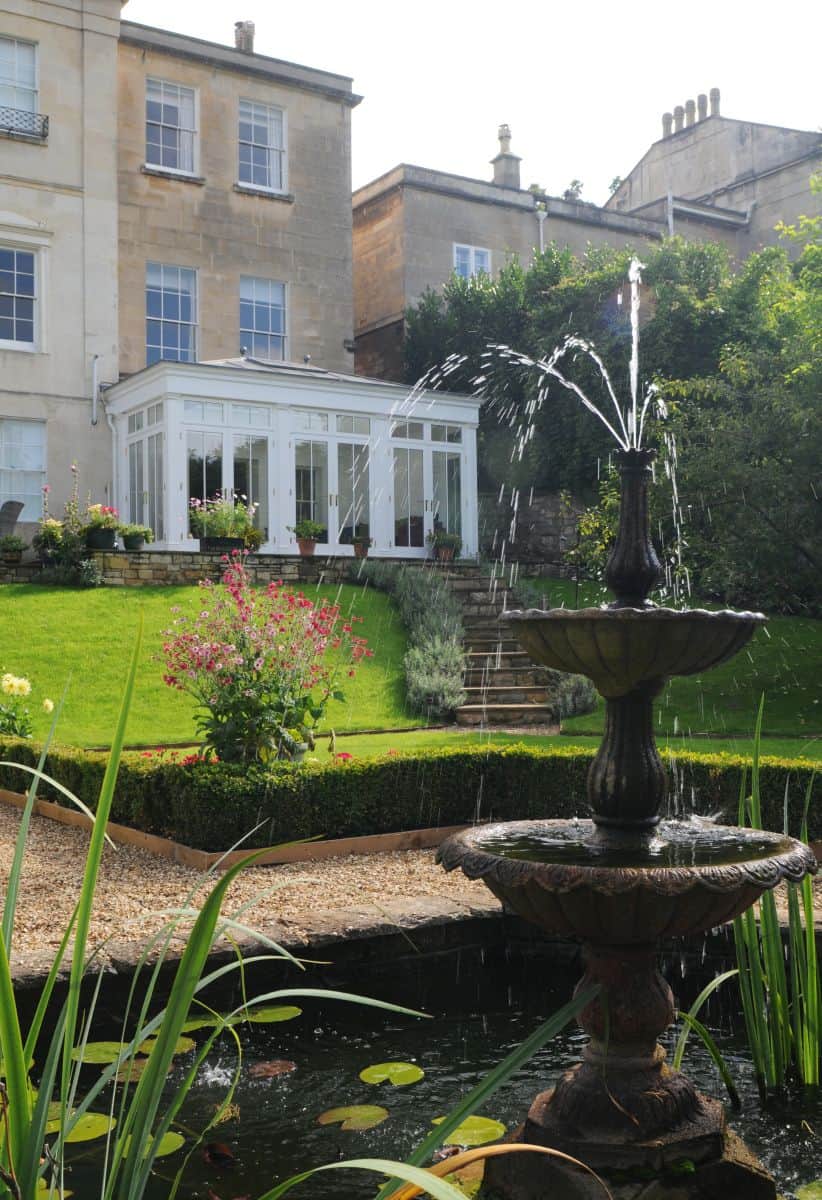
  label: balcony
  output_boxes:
[0,106,49,141]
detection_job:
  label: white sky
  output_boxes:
[121,0,821,206]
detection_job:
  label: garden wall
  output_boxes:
[0,740,816,852]
[478,490,582,571]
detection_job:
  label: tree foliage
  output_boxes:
[404,210,821,614]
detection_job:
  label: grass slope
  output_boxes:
[516,578,822,740]
[0,582,412,747]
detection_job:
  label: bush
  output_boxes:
[0,737,815,851]
[349,561,465,716]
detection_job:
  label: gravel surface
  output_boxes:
[0,806,492,972]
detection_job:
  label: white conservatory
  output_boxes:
[104,359,482,557]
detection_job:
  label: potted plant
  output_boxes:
[0,534,26,565]
[351,526,373,559]
[32,518,64,565]
[118,523,154,552]
[85,503,120,551]
[427,526,462,563]
[288,518,326,557]
[189,494,258,553]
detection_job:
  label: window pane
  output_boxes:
[0,418,45,519]
[146,262,197,365]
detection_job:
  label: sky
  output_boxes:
[121,0,821,207]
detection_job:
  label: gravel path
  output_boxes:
[0,805,492,973]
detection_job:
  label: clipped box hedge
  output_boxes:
[0,738,817,851]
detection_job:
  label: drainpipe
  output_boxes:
[536,207,547,253]
[666,190,674,237]
[104,394,118,519]
[91,353,100,425]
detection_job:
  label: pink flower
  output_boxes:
[335,751,353,761]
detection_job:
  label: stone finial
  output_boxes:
[662,112,673,138]
[491,124,521,190]
[673,105,684,132]
[685,99,696,127]
[234,20,255,53]
[710,87,721,116]
[697,93,708,121]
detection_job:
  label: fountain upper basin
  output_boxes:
[502,607,765,698]
[437,819,816,944]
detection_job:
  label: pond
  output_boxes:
[56,936,822,1199]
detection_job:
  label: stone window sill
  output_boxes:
[141,165,206,185]
[233,183,295,204]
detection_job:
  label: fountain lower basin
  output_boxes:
[437,819,816,944]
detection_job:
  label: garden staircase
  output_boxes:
[445,569,558,727]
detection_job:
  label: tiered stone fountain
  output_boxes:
[438,448,816,1199]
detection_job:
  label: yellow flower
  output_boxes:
[14,677,31,697]
[1,673,15,696]
[43,698,54,714]
[2,673,31,697]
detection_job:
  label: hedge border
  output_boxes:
[0,739,816,853]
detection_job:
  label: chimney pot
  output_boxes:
[709,87,720,116]
[685,98,696,127]
[673,105,684,132]
[491,124,521,190]
[234,20,255,53]
[697,93,708,121]
[662,111,673,138]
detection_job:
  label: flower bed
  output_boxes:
[0,739,816,852]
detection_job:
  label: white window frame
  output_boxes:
[0,36,38,115]
[237,99,287,194]
[0,241,43,352]
[453,244,491,279]
[240,276,287,361]
[145,77,199,177]
[145,262,198,366]
[0,417,46,521]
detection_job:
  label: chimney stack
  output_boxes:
[662,111,673,138]
[491,123,522,190]
[710,87,720,116]
[234,20,255,53]
[685,98,696,127]
[697,93,708,121]
[673,105,684,132]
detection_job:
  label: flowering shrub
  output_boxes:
[161,552,372,762]
[31,467,107,587]
[0,671,53,738]
[189,494,258,540]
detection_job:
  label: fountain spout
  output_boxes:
[605,447,662,608]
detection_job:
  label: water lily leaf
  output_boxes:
[116,1057,150,1084]
[432,1115,506,1147]
[70,1041,129,1064]
[64,1113,117,1143]
[182,1016,218,1033]
[138,1034,196,1057]
[123,1130,185,1159]
[236,1005,302,1024]
[36,1180,71,1198]
[317,1105,389,1131]
[359,1061,424,1086]
[797,1185,822,1199]
[248,1059,297,1079]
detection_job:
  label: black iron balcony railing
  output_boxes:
[0,106,49,140]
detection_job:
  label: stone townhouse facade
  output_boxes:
[353,100,821,381]
[0,5,362,533]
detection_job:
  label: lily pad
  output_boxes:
[36,1181,71,1198]
[236,1005,302,1025]
[359,1061,424,1087]
[248,1060,297,1079]
[70,1041,129,1065]
[138,1034,196,1057]
[115,1058,150,1084]
[182,1016,218,1033]
[317,1105,389,1131]
[123,1130,185,1159]
[797,1185,822,1200]
[59,1113,117,1143]
[432,1115,506,1147]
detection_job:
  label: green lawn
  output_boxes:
[0,582,413,747]
[516,577,822,740]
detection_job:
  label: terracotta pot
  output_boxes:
[296,538,317,557]
[1,551,23,565]
[435,545,455,563]
[353,542,370,559]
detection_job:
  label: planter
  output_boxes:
[352,543,370,559]
[85,527,117,551]
[1,551,23,566]
[199,536,245,554]
[122,535,146,552]
[435,545,455,563]
[296,538,317,557]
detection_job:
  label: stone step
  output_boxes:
[463,685,551,704]
[463,638,523,654]
[463,667,547,688]
[455,703,557,727]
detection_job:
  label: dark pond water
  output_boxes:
[56,939,822,1199]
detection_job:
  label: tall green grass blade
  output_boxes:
[672,968,739,1070]
[676,1012,740,1108]
[261,1158,469,1200]
[0,921,31,1179]
[375,985,600,1200]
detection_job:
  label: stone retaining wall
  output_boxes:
[479,490,582,568]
